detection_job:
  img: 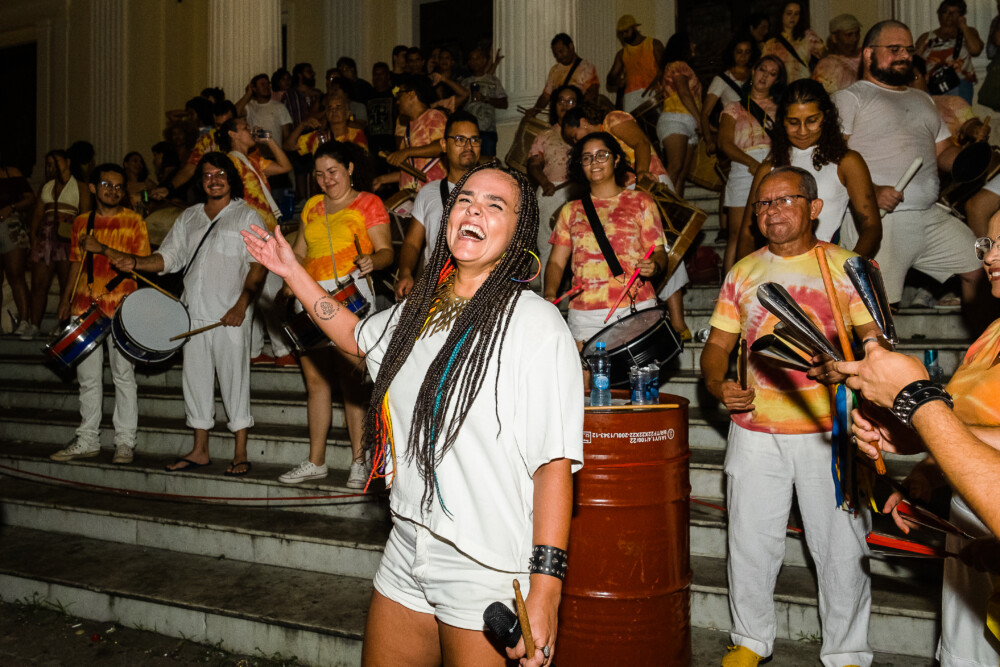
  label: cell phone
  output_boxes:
[470,83,481,94]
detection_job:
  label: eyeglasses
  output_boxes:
[556,97,577,106]
[753,194,810,215]
[98,181,124,192]
[974,235,1000,260]
[447,135,482,147]
[580,150,612,165]
[870,44,916,56]
[202,170,227,182]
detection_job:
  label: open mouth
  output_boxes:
[459,223,485,240]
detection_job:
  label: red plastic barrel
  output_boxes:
[557,391,691,665]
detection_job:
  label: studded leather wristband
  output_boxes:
[892,380,953,428]
[529,545,568,580]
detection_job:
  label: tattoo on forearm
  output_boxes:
[315,295,339,320]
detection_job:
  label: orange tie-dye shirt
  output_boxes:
[187,129,218,166]
[709,241,873,434]
[69,209,151,317]
[947,318,1000,426]
[549,189,666,311]
[296,126,369,156]
[602,110,668,180]
[300,192,388,282]
[394,108,447,191]
[228,152,277,231]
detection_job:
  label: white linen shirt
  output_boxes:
[157,199,260,322]
[411,178,455,264]
[356,291,584,571]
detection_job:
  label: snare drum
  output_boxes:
[112,289,191,364]
[283,309,330,353]
[43,302,113,367]
[631,99,661,150]
[638,181,707,279]
[581,306,682,387]
[505,114,550,174]
[385,189,417,247]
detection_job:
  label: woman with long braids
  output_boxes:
[733,79,881,263]
[243,163,582,667]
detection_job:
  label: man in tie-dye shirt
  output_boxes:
[701,166,880,667]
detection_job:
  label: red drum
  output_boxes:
[43,302,112,367]
[558,391,692,665]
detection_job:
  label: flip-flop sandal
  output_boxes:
[224,460,252,477]
[165,457,212,472]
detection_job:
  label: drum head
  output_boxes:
[118,289,191,352]
[581,307,668,357]
[953,142,991,183]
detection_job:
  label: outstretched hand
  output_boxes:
[241,224,298,279]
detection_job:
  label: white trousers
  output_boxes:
[75,337,138,448]
[182,317,254,432]
[938,494,1000,666]
[725,423,873,666]
[251,271,291,358]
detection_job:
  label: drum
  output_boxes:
[504,114,550,174]
[43,302,112,367]
[939,142,1000,216]
[687,139,725,191]
[384,189,417,248]
[144,204,184,247]
[631,99,661,150]
[638,181,707,280]
[581,306,682,387]
[111,289,191,364]
[283,309,330,353]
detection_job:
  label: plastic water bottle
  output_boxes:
[924,349,945,383]
[630,364,648,405]
[589,342,612,406]
[645,360,660,403]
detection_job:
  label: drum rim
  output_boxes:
[44,305,113,363]
[45,322,112,365]
[581,305,670,356]
[115,289,192,353]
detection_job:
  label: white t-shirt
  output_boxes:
[411,178,455,264]
[246,99,293,142]
[833,81,950,212]
[460,74,507,132]
[789,146,850,242]
[706,71,746,108]
[355,291,584,571]
[157,199,259,322]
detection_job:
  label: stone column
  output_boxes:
[325,1,368,71]
[88,0,128,163]
[574,0,618,99]
[208,0,281,103]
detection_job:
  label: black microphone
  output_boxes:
[483,601,522,648]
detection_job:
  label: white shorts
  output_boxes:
[567,298,658,342]
[725,147,770,208]
[373,514,530,631]
[656,112,698,146]
[984,174,1000,196]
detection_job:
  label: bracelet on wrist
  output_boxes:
[529,544,568,580]
[892,380,953,428]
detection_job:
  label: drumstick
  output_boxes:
[880,157,922,218]
[353,234,377,298]
[377,151,429,183]
[552,285,583,305]
[68,249,89,308]
[129,271,181,301]
[605,245,656,323]
[814,246,887,475]
[512,579,535,657]
[169,321,224,341]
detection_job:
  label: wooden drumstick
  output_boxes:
[605,245,656,323]
[814,246,887,475]
[377,151,429,183]
[512,579,536,657]
[129,271,181,301]
[169,321,224,341]
[353,234,377,298]
[68,249,89,308]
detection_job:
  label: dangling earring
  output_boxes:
[510,249,542,283]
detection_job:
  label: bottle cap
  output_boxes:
[596,341,605,350]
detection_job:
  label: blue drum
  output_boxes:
[112,289,191,364]
[43,302,113,367]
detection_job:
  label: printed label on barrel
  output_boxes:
[582,428,674,445]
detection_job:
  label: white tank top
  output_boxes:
[40,175,81,209]
[790,146,849,242]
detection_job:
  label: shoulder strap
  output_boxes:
[953,29,964,58]
[775,34,810,69]
[85,210,97,285]
[581,194,624,277]
[439,178,450,208]
[562,57,583,87]
[182,212,224,278]
[741,94,777,142]
[720,72,743,96]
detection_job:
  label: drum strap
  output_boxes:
[562,58,583,88]
[85,210,97,285]
[719,73,743,97]
[582,194,624,277]
[741,94,777,142]
[775,34,810,70]
[439,178,450,208]
[182,217,223,279]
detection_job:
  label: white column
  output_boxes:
[209,0,281,102]
[574,0,617,100]
[88,0,128,163]
[325,0,368,72]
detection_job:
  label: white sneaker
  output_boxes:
[50,438,101,461]
[278,460,329,484]
[18,323,38,340]
[346,459,370,489]
[112,443,134,464]
[12,320,29,337]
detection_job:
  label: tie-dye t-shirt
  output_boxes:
[602,110,668,180]
[812,54,861,95]
[69,209,151,317]
[187,129,218,166]
[947,318,1000,426]
[394,108,448,191]
[296,126,369,156]
[300,191,388,282]
[721,98,777,153]
[763,30,825,83]
[933,95,977,143]
[228,152,277,231]
[550,189,666,311]
[709,241,873,434]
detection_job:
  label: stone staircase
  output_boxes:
[0,186,958,665]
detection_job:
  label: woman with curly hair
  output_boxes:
[733,78,881,263]
[762,1,826,82]
[243,164,582,667]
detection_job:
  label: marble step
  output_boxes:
[0,526,367,666]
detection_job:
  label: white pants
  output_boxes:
[76,337,138,448]
[251,271,291,358]
[725,423,873,666]
[938,494,1000,666]
[536,183,572,293]
[182,317,254,432]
